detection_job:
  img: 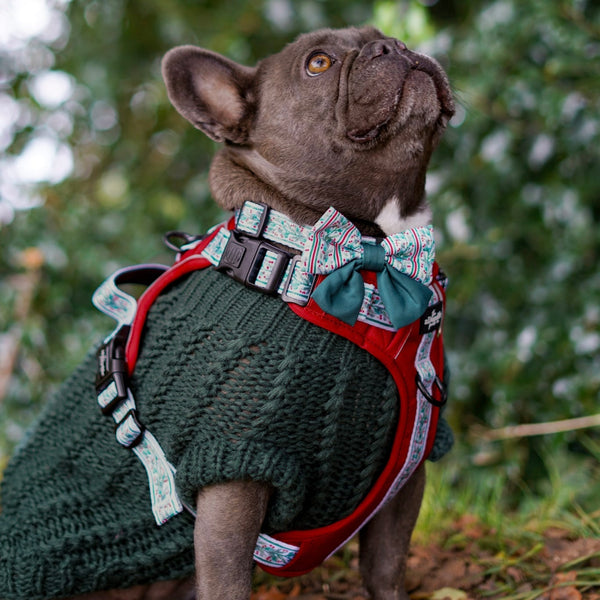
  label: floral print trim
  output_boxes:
[254,533,299,567]
[302,206,434,285]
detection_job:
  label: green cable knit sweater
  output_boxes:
[0,267,451,599]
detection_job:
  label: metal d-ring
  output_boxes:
[415,373,448,407]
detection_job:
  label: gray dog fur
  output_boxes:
[70,26,454,600]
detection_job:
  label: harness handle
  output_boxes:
[92,264,168,341]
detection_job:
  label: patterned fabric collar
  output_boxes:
[200,201,435,331]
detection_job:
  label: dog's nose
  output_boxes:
[363,39,407,60]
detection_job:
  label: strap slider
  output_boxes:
[236,201,270,238]
[280,255,316,306]
[115,409,145,448]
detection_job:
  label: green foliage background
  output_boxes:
[1,0,599,514]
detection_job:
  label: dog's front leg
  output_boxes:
[359,464,426,600]
[193,480,272,600]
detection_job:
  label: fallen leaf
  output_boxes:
[543,538,600,569]
[430,587,468,600]
[548,572,581,600]
[454,514,486,539]
[549,587,581,600]
[250,585,287,600]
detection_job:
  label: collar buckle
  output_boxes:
[216,230,291,295]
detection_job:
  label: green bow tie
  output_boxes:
[302,208,435,329]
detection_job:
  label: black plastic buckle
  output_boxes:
[216,230,291,295]
[96,327,130,415]
[415,373,448,407]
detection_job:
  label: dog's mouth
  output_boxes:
[344,40,454,144]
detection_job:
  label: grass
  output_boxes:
[417,435,600,544]
[409,439,600,599]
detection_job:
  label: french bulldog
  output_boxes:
[1,25,454,600]
[158,27,453,599]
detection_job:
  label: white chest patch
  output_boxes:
[375,197,432,235]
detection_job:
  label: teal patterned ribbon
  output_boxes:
[302,208,435,329]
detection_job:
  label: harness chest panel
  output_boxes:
[120,220,447,576]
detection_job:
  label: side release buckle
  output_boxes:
[216,230,291,295]
[96,326,130,415]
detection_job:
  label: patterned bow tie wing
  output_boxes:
[378,228,435,329]
[381,227,435,284]
[302,208,363,274]
[302,208,366,324]
[302,208,435,329]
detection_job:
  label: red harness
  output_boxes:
[123,218,447,577]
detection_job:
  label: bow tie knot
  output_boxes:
[302,207,435,329]
[362,243,387,272]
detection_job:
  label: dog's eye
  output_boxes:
[306,53,333,76]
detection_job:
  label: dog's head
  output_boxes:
[163,26,454,235]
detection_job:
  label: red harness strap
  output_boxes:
[125,223,228,375]
[124,220,446,577]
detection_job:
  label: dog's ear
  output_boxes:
[162,46,257,144]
